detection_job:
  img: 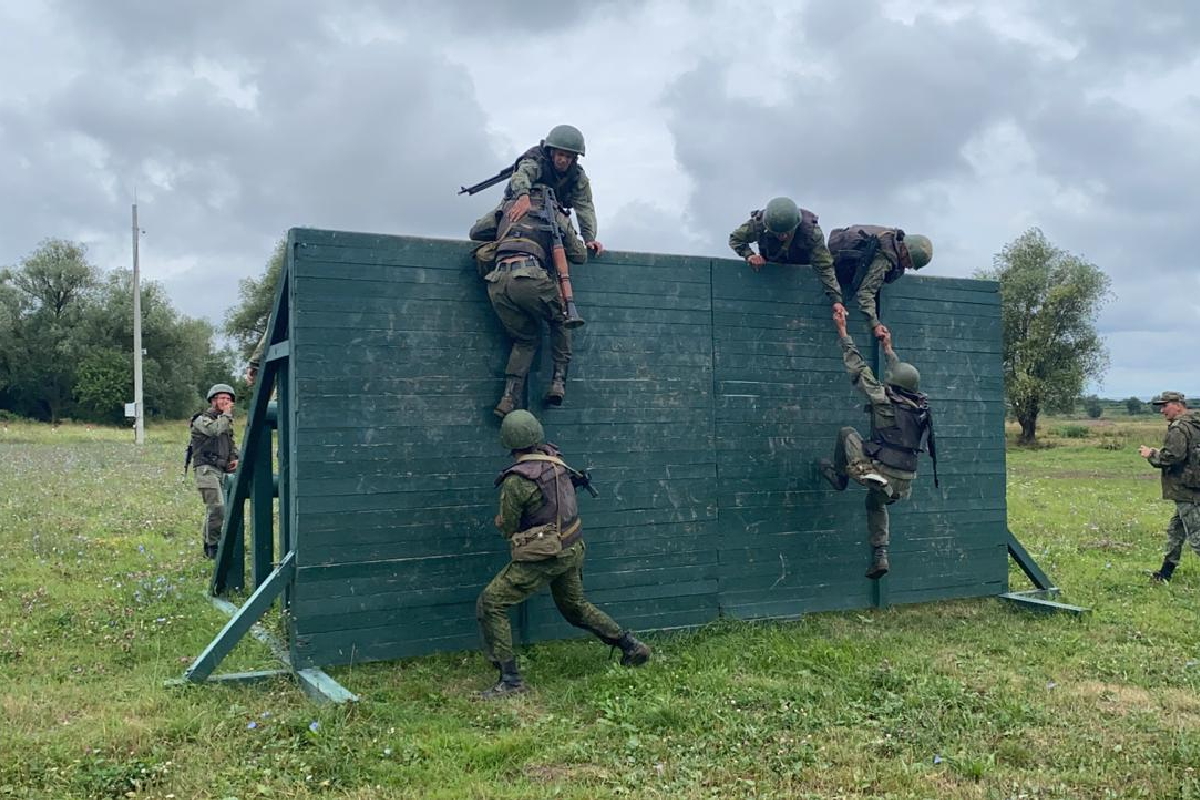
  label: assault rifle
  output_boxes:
[458,165,515,196]
[536,186,585,329]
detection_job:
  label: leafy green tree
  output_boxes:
[3,240,98,422]
[1125,396,1143,416]
[1084,395,1103,419]
[225,237,285,361]
[74,348,132,423]
[977,229,1111,445]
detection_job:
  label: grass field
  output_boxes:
[1,416,1198,799]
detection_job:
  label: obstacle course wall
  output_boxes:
[281,229,1006,669]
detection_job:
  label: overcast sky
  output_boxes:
[2,0,1197,399]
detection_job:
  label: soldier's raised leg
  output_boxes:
[549,542,650,665]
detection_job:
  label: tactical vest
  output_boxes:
[189,409,235,472]
[494,193,554,265]
[504,146,582,209]
[828,225,912,286]
[495,444,582,546]
[864,388,932,473]
[753,208,819,264]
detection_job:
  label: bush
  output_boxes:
[1055,424,1091,439]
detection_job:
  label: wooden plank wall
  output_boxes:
[281,229,1007,669]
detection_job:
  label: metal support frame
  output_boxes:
[1003,530,1088,615]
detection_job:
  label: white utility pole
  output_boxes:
[132,202,145,445]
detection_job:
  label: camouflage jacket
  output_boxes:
[507,148,598,244]
[728,211,842,305]
[840,334,917,480]
[1148,411,1200,502]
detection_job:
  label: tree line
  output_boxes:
[0,239,236,424]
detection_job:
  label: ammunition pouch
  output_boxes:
[509,519,581,562]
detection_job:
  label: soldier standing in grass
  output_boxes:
[817,308,937,579]
[1139,392,1200,582]
[728,197,844,316]
[826,225,933,339]
[475,410,650,699]
[189,384,238,559]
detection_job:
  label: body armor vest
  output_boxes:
[828,225,913,284]
[495,193,554,265]
[754,208,819,263]
[496,444,582,546]
[504,146,582,209]
[189,409,235,471]
[865,389,932,473]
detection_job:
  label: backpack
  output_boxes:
[1179,419,1200,489]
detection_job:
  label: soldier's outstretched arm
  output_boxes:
[507,156,542,199]
[570,172,599,246]
[558,210,588,264]
[807,222,843,307]
[835,314,887,405]
[853,254,889,332]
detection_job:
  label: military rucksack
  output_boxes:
[1178,419,1200,489]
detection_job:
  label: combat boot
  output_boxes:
[1151,559,1176,583]
[543,364,568,406]
[865,547,890,580]
[818,458,848,491]
[612,631,651,666]
[480,659,528,700]
[493,376,525,419]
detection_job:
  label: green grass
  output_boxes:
[2,418,1199,799]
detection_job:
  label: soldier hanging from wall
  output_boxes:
[817,307,938,580]
[827,225,933,339]
[475,190,588,416]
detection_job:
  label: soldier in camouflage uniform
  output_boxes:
[476,410,651,699]
[728,197,845,316]
[469,124,604,256]
[817,309,936,579]
[827,225,933,339]
[190,384,238,559]
[480,191,588,416]
[1139,392,1200,582]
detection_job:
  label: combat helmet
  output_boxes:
[206,383,237,402]
[543,125,586,156]
[904,234,933,269]
[500,409,545,450]
[887,363,921,394]
[763,197,801,235]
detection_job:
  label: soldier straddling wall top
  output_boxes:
[818,308,938,579]
[188,384,239,559]
[827,225,932,339]
[1139,392,1200,582]
[477,191,588,417]
[728,196,845,317]
[475,410,651,699]
[466,124,604,257]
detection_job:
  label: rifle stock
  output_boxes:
[541,187,585,329]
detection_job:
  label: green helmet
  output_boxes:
[887,363,921,394]
[904,234,932,269]
[206,383,236,402]
[500,409,544,449]
[763,197,801,235]
[543,124,585,156]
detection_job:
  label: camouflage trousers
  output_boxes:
[476,540,622,663]
[194,465,226,548]
[1163,501,1200,567]
[831,426,913,549]
[487,270,571,378]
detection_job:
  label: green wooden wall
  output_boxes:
[281,229,1006,669]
